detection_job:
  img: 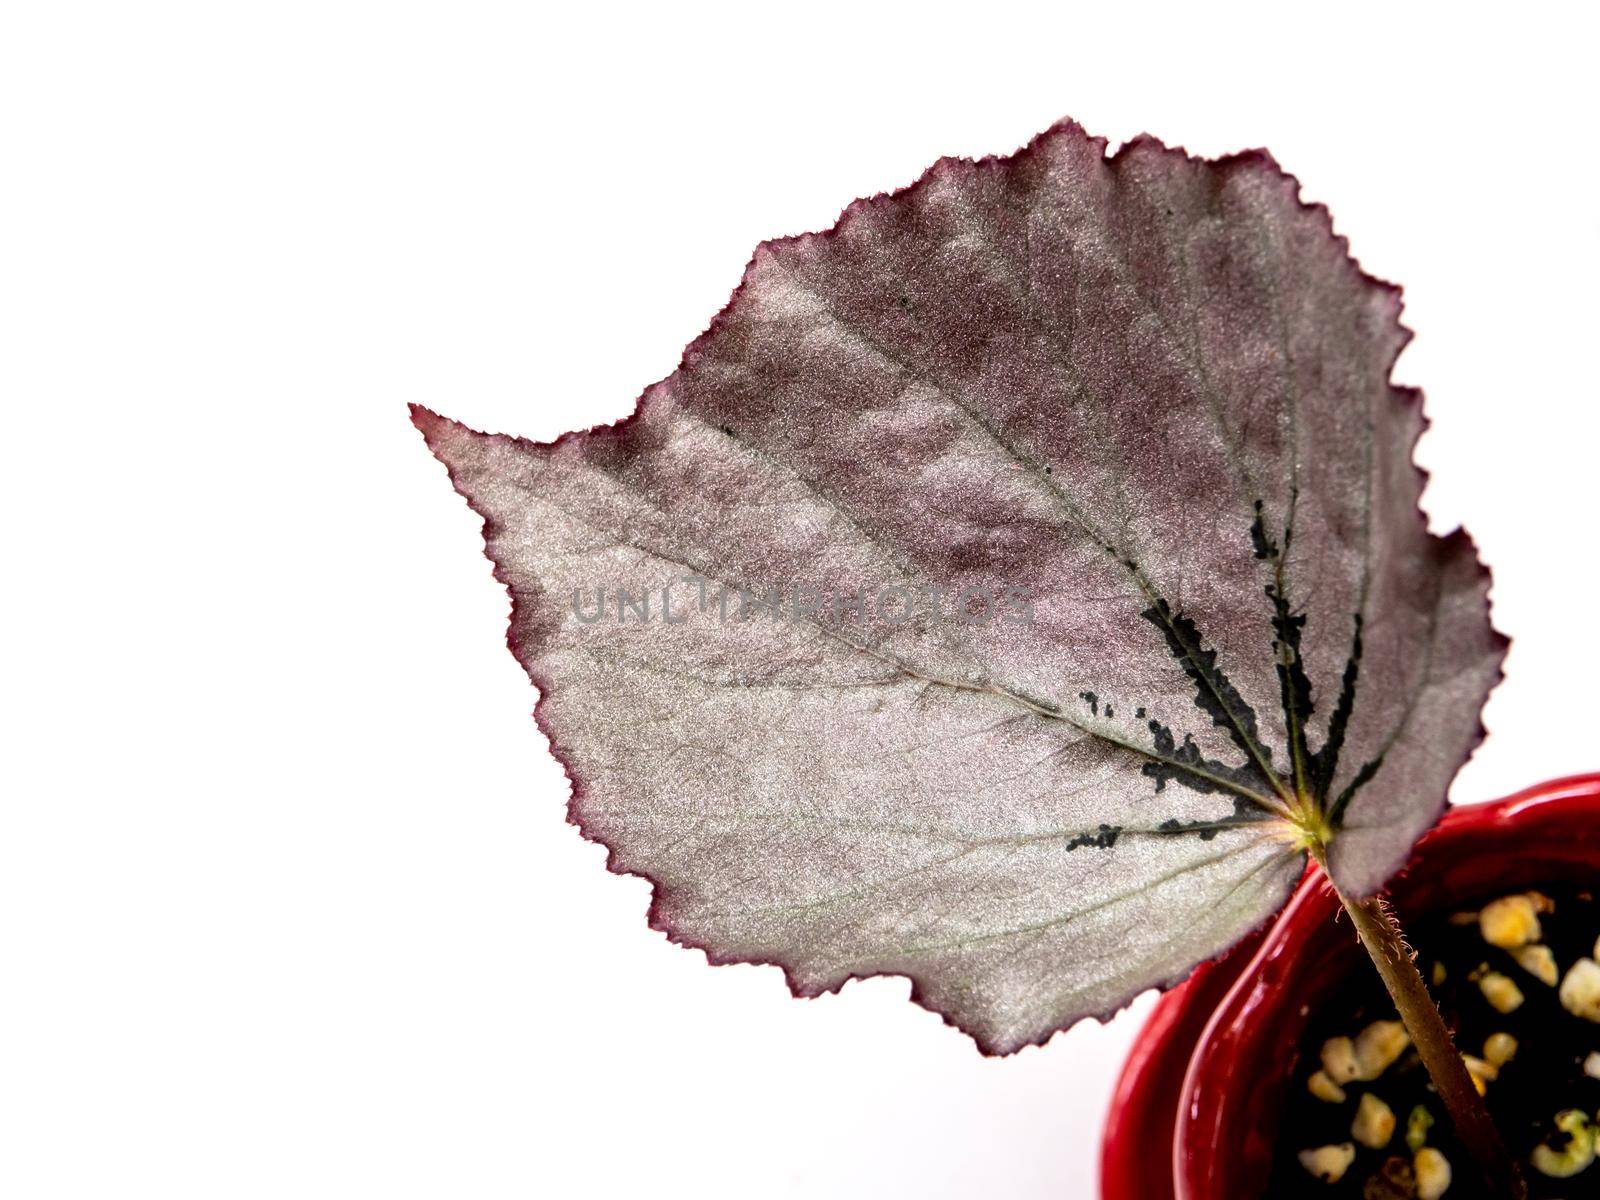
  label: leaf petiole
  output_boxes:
[1310,844,1526,1199]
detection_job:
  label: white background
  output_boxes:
[4,3,1597,1197]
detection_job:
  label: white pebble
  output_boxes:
[1512,943,1559,986]
[1320,1036,1360,1084]
[1461,1055,1497,1093]
[1307,1070,1345,1103]
[1352,1092,1395,1149]
[1479,971,1525,1014]
[1414,1146,1452,1199]
[1483,1031,1519,1068]
[1354,1020,1410,1079]
[1298,1142,1356,1184]
[1559,958,1600,1023]
[1479,894,1542,948]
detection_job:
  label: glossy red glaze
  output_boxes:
[1099,775,1600,1200]
[1099,930,1265,1200]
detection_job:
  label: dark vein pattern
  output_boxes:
[413,121,1505,1053]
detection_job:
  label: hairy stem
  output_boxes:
[1318,858,1525,1199]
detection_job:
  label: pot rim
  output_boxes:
[1100,773,1600,1200]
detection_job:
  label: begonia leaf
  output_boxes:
[414,121,1504,1052]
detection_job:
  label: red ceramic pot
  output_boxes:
[1100,774,1600,1200]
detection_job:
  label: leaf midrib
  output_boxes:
[500,460,1291,817]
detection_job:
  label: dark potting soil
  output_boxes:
[1265,885,1600,1199]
